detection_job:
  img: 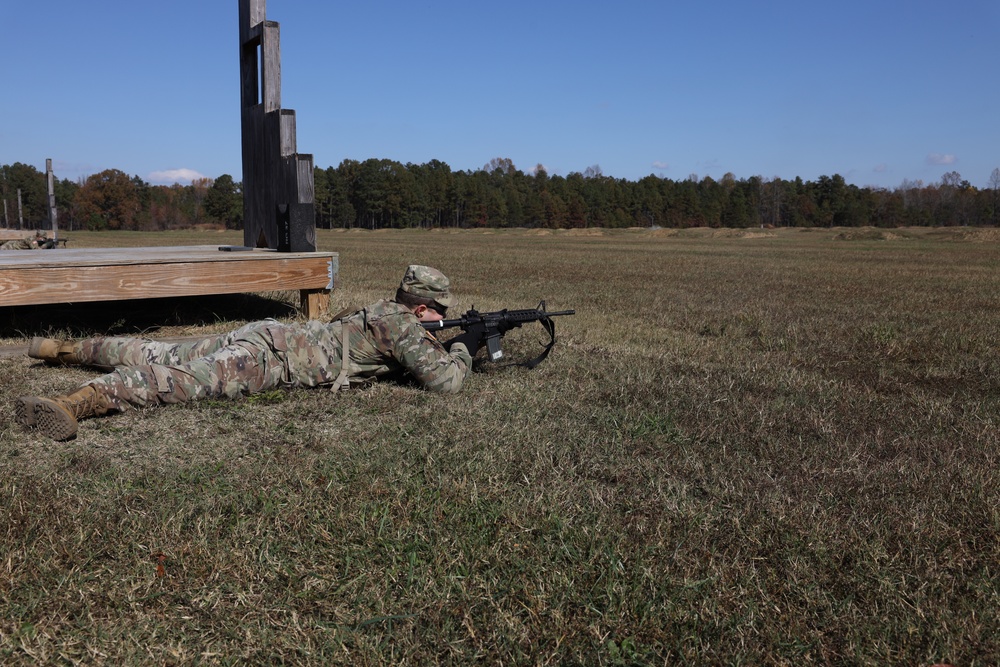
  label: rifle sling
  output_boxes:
[498,317,558,370]
[332,311,362,391]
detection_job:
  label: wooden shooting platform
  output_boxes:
[0,246,337,320]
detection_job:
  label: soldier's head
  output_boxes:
[395,265,453,322]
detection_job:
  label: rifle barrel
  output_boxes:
[421,307,575,331]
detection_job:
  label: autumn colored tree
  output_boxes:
[483,157,516,176]
[75,169,141,230]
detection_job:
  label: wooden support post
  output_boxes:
[301,289,330,321]
[17,189,23,229]
[46,159,59,241]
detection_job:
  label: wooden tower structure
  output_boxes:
[239,0,316,252]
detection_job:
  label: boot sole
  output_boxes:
[15,396,39,428]
[26,398,79,441]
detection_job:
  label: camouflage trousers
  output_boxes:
[82,320,345,410]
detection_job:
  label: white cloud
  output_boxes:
[652,161,669,170]
[926,153,957,166]
[148,168,207,185]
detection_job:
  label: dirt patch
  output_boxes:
[927,227,1000,242]
[833,228,899,241]
[710,229,776,239]
[562,228,605,236]
[0,343,26,359]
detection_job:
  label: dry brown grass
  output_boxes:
[1,227,998,665]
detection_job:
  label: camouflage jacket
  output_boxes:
[0,238,35,250]
[274,299,473,394]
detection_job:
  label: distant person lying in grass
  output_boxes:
[1,231,54,250]
[17,265,486,441]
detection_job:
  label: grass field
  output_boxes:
[1,226,998,665]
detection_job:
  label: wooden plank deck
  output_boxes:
[0,245,337,320]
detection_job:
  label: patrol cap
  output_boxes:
[399,265,455,308]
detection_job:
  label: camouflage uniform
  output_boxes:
[1,237,36,250]
[0,233,52,250]
[73,266,473,410]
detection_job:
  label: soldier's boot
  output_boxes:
[15,385,115,441]
[27,337,85,366]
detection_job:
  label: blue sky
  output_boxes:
[4,1,998,189]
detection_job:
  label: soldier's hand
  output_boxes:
[446,323,489,354]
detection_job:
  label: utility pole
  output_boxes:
[2,199,7,227]
[17,189,23,229]
[46,159,59,241]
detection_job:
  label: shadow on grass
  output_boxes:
[1,293,298,339]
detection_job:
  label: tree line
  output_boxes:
[0,163,243,232]
[3,159,1000,232]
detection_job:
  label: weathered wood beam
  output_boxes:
[46,159,58,241]
[237,0,315,252]
[261,21,281,112]
[238,0,266,45]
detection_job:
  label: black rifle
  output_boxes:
[422,301,575,368]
